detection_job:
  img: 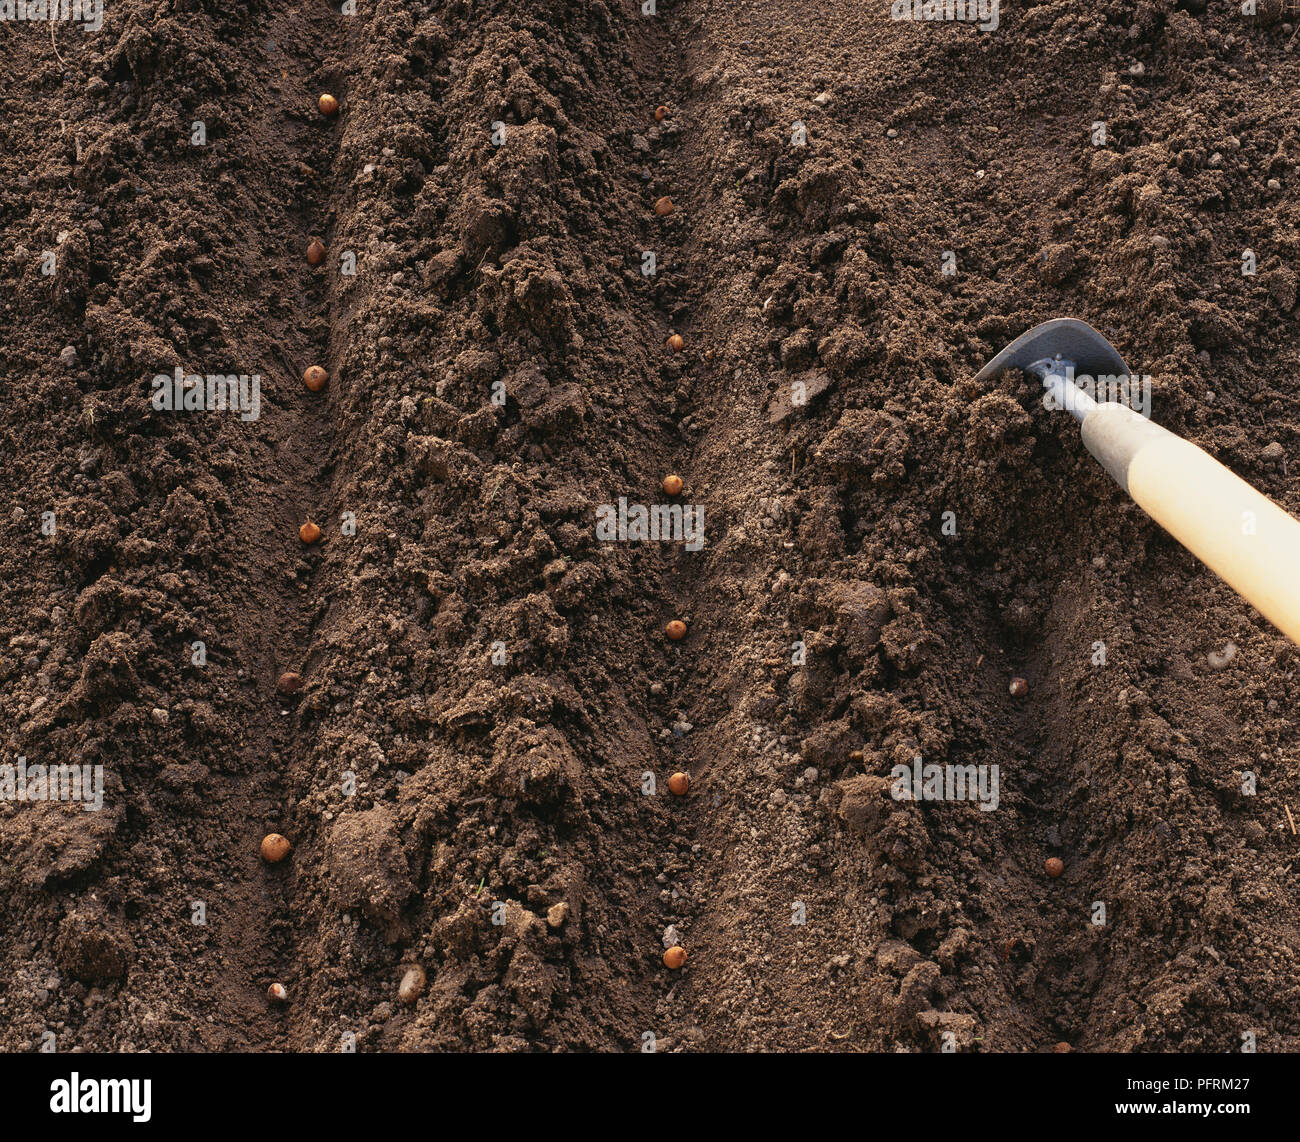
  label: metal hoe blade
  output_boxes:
[975,318,1132,424]
[974,318,1130,383]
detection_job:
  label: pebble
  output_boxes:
[398,965,426,1004]
[546,901,569,929]
[1207,641,1237,671]
[59,345,78,367]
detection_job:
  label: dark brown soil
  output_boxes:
[2,0,1300,1052]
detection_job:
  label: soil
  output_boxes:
[2,0,1300,1053]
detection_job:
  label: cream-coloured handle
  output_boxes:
[1081,403,1300,645]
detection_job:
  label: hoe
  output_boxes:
[977,318,1300,645]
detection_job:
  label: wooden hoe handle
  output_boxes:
[1082,403,1300,644]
